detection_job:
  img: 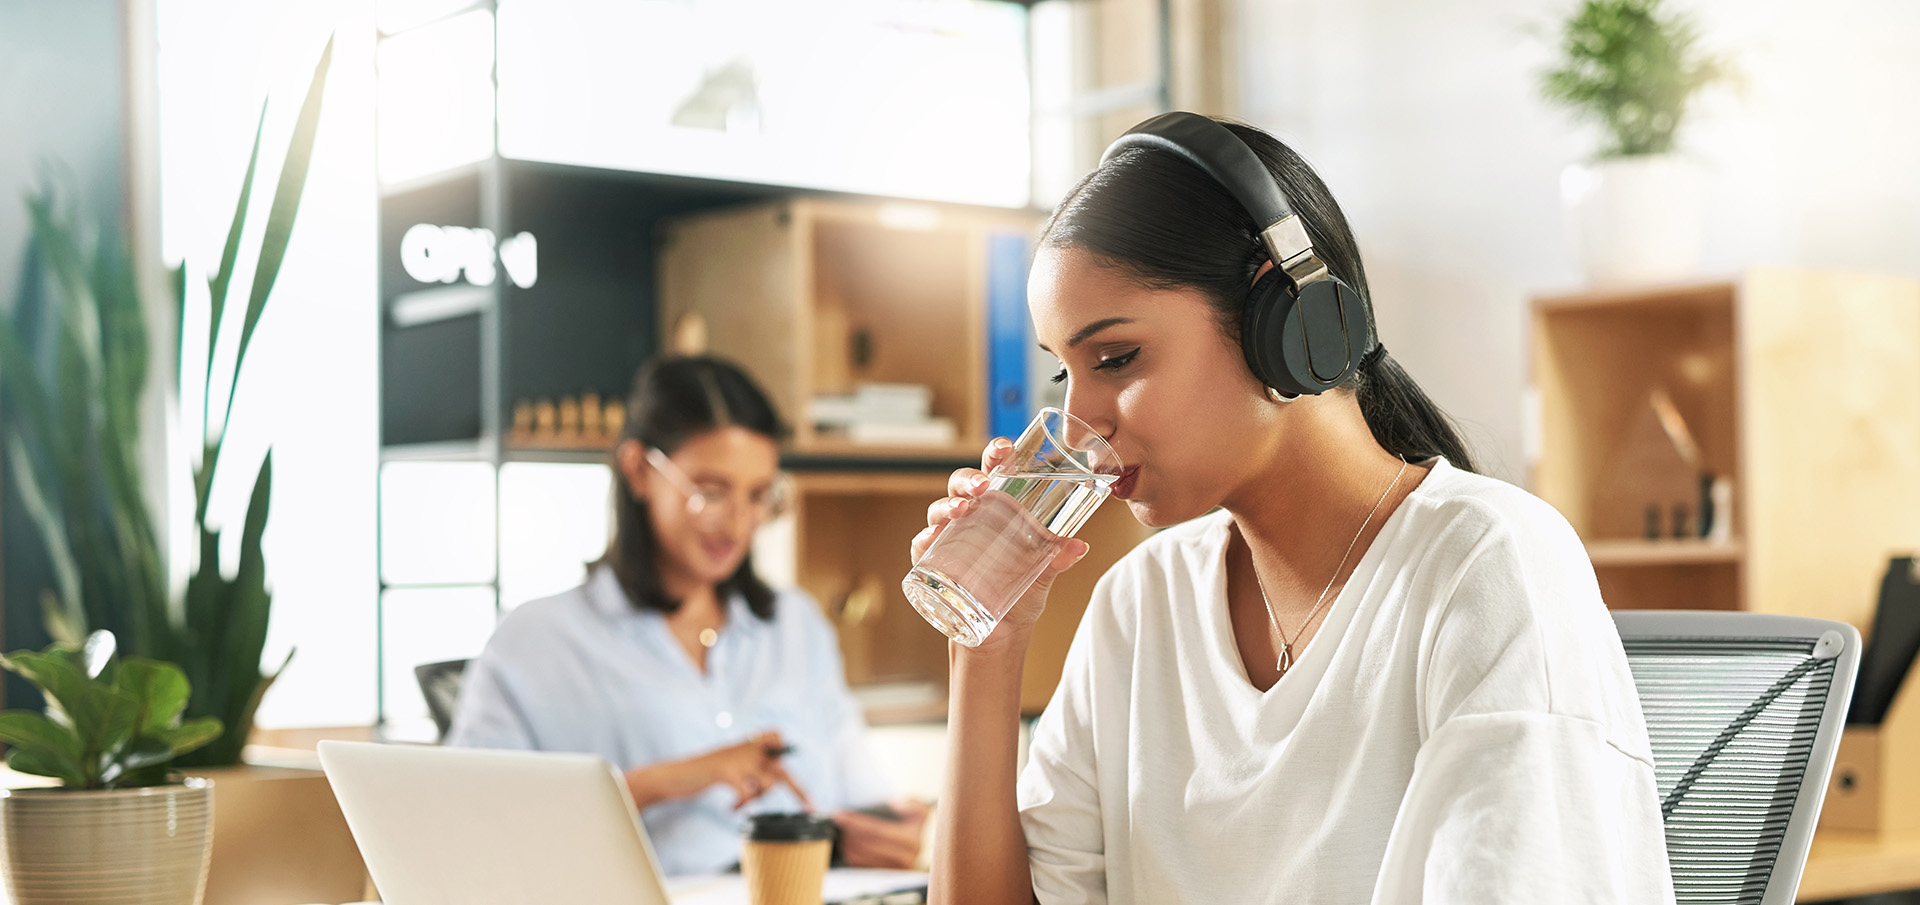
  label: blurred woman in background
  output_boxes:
[449,354,927,875]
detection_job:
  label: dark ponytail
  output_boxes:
[1038,117,1477,474]
[600,354,787,619]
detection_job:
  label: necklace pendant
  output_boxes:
[1276,642,1293,673]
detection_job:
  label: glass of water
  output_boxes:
[902,408,1121,647]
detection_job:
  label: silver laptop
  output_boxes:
[319,740,673,905]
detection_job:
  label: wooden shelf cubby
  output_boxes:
[659,197,1045,458]
[1531,268,1920,622]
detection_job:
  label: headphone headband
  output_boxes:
[1100,112,1377,397]
[1102,112,1325,288]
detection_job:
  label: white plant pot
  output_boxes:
[1561,154,1706,286]
[0,778,214,905]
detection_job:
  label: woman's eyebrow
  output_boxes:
[1037,316,1136,354]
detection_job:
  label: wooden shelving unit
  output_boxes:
[1531,269,1920,623]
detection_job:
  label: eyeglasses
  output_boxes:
[645,447,792,528]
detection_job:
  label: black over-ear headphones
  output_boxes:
[1101,112,1380,398]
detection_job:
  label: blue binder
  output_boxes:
[986,232,1033,441]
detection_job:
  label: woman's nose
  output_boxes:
[1061,388,1116,441]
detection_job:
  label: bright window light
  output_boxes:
[380,586,499,723]
[377,0,483,36]
[380,461,498,586]
[499,462,615,610]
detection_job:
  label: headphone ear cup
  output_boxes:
[1283,278,1373,393]
[1242,267,1306,397]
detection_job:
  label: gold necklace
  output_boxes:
[1254,459,1408,674]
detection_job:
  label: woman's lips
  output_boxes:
[701,537,741,562]
[1111,466,1141,500]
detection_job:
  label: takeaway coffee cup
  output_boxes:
[741,813,834,905]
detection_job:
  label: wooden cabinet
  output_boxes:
[664,197,1155,715]
[1530,268,1920,624]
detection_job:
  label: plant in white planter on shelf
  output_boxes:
[1542,0,1733,285]
[0,632,223,905]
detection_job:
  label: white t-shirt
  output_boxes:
[1017,458,1676,904]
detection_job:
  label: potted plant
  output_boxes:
[1541,0,1733,284]
[0,35,331,767]
[0,632,223,905]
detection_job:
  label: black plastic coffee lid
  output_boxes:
[743,812,835,842]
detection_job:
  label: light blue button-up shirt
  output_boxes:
[446,566,893,875]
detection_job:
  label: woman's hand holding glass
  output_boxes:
[909,437,1093,648]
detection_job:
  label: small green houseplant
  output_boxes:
[1541,0,1731,158]
[1539,0,1733,284]
[0,633,222,789]
[0,633,222,905]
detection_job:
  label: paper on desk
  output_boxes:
[666,868,929,905]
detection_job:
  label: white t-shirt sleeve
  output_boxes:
[1371,509,1675,905]
[1020,569,1128,905]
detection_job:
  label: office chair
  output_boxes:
[414,658,472,742]
[1613,610,1860,905]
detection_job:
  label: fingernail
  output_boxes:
[968,474,989,491]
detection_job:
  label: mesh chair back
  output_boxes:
[1614,611,1858,905]
[414,658,472,742]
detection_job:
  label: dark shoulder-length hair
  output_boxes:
[1039,117,1477,473]
[598,354,787,619]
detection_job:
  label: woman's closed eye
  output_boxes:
[1051,347,1141,384]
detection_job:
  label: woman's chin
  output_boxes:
[1124,497,1206,530]
[692,546,748,582]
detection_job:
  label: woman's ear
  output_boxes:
[615,439,649,500]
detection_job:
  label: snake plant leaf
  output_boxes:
[226,34,331,432]
[4,436,82,628]
[184,527,222,636]
[171,261,187,389]
[199,649,286,768]
[209,454,274,762]
[42,591,85,647]
[25,194,102,380]
[207,103,267,414]
[95,232,146,449]
[6,746,86,787]
[0,711,82,764]
[174,452,271,771]
[0,312,55,458]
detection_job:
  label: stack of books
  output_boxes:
[810,383,956,447]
